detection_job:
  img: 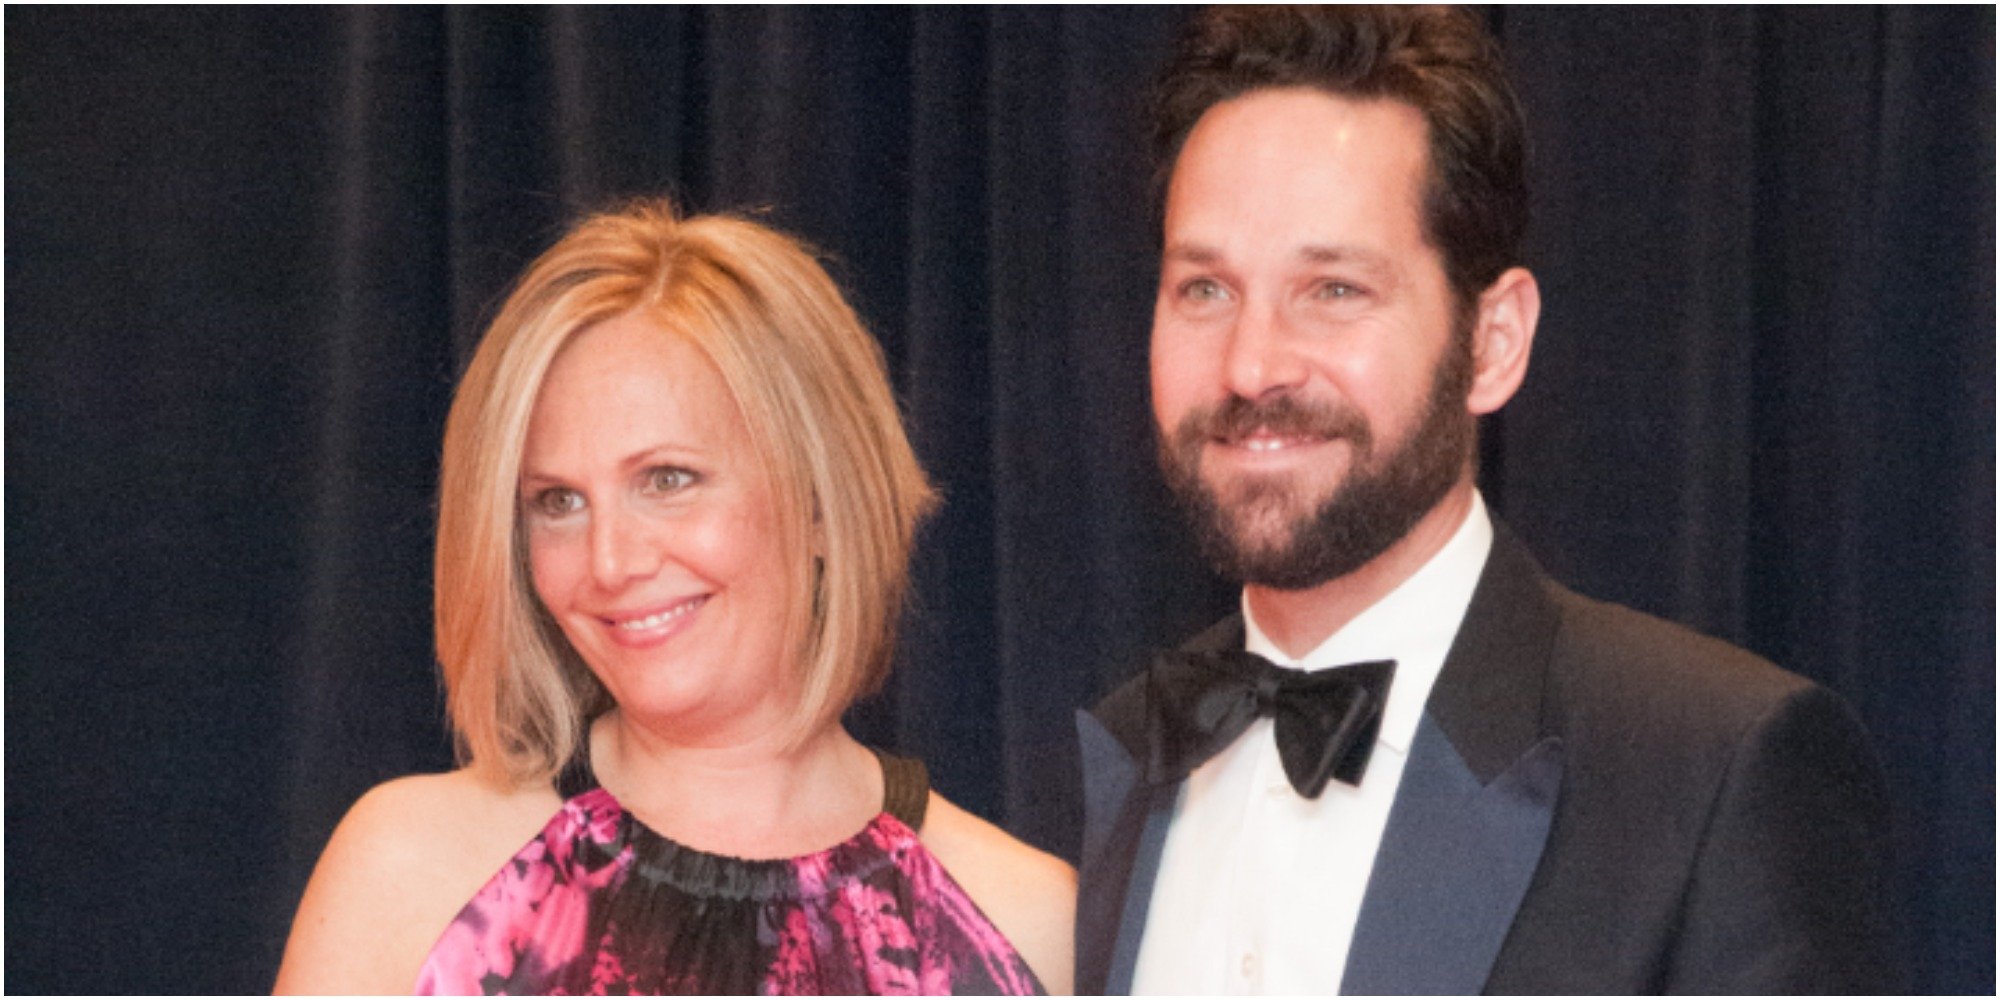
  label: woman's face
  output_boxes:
[520,309,799,744]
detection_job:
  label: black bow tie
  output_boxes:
[1141,649,1396,799]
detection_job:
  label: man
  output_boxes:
[1075,7,1899,994]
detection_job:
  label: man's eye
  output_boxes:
[644,467,698,494]
[529,487,584,518]
[1312,281,1363,300]
[1179,278,1231,303]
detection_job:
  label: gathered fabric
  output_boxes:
[415,753,1043,995]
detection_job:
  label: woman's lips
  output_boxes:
[602,594,709,646]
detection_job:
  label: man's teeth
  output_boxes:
[617,599,704,630]
[1238,431,1310,451]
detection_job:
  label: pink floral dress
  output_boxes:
[414,751,1045,995]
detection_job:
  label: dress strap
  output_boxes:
[875,749,930,831]
[554,737,599,799]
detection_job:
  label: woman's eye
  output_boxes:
[529,487,584,519]
[644,467,697,494]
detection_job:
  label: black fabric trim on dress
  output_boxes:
[875,749,931,831]
[554,740,597,799]
[528,743,962,992]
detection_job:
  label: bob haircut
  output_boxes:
[436,199,936,784]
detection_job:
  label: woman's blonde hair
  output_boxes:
[435,199,936,784]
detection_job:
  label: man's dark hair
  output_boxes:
[1152,5,1529,311]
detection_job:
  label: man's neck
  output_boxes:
[1245,479,1478,659]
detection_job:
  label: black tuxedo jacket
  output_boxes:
[1075,524,1900,994]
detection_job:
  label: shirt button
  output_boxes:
[1240,952,1258,979]
[1265,781,1290,798]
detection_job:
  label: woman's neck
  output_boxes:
[587,710,882,859]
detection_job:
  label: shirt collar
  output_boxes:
[1243,491,1494,757]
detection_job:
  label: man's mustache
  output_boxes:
[1173,393,1373,452]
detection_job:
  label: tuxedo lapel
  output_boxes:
[1074,711,1178,995]
[1342,523,1567,995]
[1343,715,1563,993]
[1074,617,1242,995]
[1074,710,1142,995]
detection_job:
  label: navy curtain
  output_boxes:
[7,7,1990,993]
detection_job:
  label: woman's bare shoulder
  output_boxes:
[273,768,561,995]
[919,793,1077,994]
[350,768,560,849]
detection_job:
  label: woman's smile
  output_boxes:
[602,594,710,646]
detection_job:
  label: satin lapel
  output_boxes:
[1342,523,1567,995]
[1073,709,1140,995]
[1343,715,1563,994]
[1074,616,1243,994]
[1074,710,1171,995]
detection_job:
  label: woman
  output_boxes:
[275,201,1074,994]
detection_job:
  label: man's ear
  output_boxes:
[1465,266,1540,416]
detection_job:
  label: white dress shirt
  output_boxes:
[1130,493,1494,995]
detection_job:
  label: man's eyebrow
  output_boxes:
[1161,242,1224,265]
[1298,243,1394,272]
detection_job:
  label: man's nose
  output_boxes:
[1221,305,1307,400]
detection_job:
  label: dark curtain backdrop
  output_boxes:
[7,7,1991,994]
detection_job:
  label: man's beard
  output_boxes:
[1159,337,1475,591]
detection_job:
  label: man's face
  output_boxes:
[1152,87,1476,590]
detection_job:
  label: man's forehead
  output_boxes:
[1173,88,1431,175]
[1160,89,1432,268]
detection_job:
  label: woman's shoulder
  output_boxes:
[273,768,563,994]
[918,793,1076,994]
[353,768,563,848]
[313,769,564,904]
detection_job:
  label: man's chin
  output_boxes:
[1192,474,1450,591]
[1202,467,1342,519]
[1212,503,1318,556]
[1198,509,1349,590]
